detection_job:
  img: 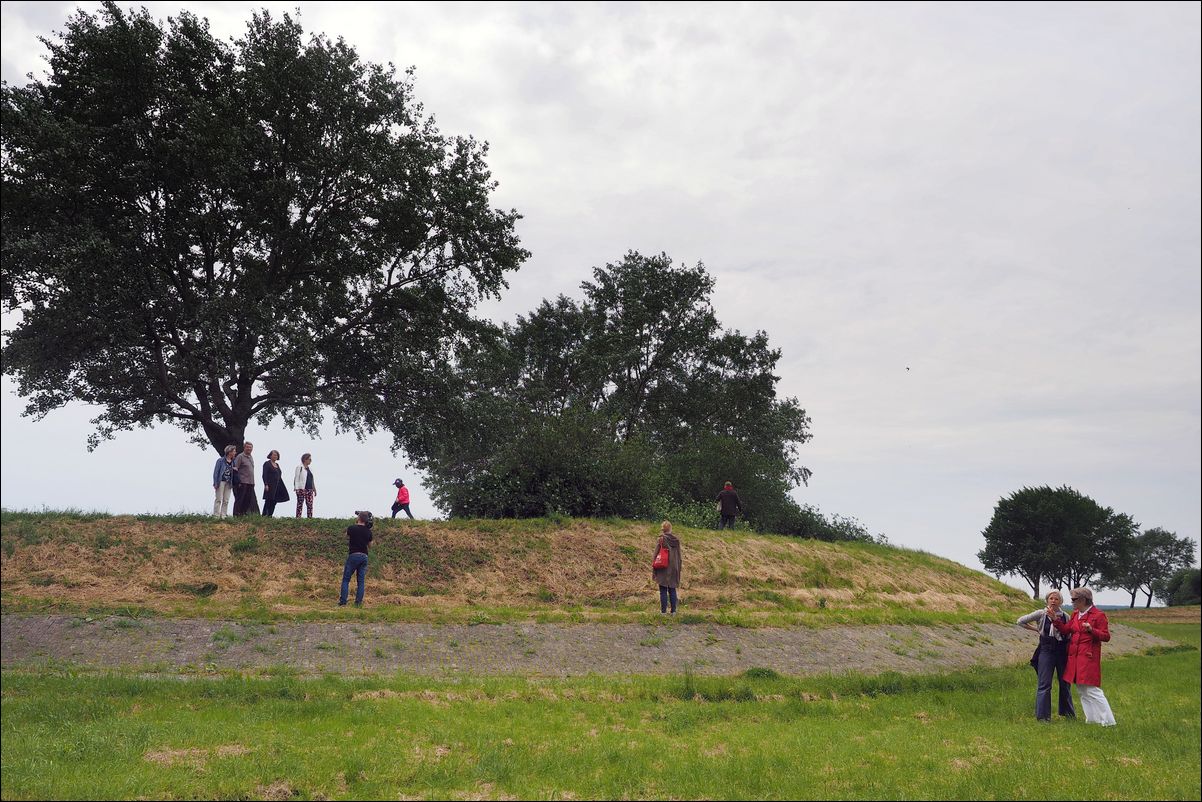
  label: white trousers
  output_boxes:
[213,481,233,517]
[1077,684,1116,726]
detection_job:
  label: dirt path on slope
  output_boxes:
[0,614,1176,677]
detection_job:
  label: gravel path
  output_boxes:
[0,614,1173,677]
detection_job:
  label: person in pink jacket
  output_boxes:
[391,478,414,519]
[1051,586,1115,726]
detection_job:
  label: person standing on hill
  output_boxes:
[211,445,237,517]
[261,450,289,517]
[391,478,414,519]
[339,510,374,607]
[293,453,316,518]
[232,442,259,516]
[652,520,682,614]
[716,481,743,530]
[1051,587,1116,726]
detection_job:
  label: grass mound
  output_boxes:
[1,511,1032,625]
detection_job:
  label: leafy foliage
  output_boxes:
[1,3,526,454]
[1153,567,1202,607]
[1101,527,1197,608]
[977,485,1138,599]
[414,251,842,536]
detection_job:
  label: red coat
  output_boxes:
[1052,606,1110,686]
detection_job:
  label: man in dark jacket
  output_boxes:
[339,510,374,607]
[716,481,743,530]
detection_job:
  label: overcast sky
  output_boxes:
[2,1,1199,604]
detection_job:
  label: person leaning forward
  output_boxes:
[1051,587,1115,726]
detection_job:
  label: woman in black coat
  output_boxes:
[261,450,290,517]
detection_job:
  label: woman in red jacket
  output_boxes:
[1051,586,1116,726]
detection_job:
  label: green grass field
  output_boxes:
[2,623,1197,800]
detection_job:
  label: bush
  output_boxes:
[1155,567,1201,606]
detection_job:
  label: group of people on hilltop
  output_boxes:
[211,443,317,518]
[210,443,415,521]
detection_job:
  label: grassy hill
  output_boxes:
[0,511,1032,626]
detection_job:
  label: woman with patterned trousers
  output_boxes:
[293,453,316,518]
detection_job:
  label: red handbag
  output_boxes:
[652,538,670,569]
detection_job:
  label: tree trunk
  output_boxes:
[200,414,247,454]
[1129,589,1137,608]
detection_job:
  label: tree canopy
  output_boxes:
[977,485,1138,599]
[412,251,828,535]
[1153,567,1201,607]
[1103,527,1197,608]
[1,3,526,454]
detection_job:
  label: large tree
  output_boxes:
[415,252,815,527]
[1,4,526,454]
[977,485,1135,599]
[1102,528,1197,608]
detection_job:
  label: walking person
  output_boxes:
[232,442,259,516]
[391,479,414,519]
[339,510,374,607]
[261,450,290,517]
[1051,587,1116,726]
[652,520,682,614]
[211,445,237,517]
[293,453,316,518]
[716,481,743,530]
[1017,590,1075,721]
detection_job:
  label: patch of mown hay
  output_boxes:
[2,516,1028,617]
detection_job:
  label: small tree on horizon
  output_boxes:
[1102,528,1197,608]
[978,485,1135,599]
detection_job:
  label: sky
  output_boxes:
[2,1,1199,605]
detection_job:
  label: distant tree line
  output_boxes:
[978,485,1197,607]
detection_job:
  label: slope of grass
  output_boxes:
[1,510,1032,626]
[2,627,1197,800]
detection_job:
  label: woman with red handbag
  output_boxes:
[652,520,682,614]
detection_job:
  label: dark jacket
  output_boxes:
[262,461,289,502]
[716,488,743,516]
[652,531,682,589]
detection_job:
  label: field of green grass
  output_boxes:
[2,622,1197,800]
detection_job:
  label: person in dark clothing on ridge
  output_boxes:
[716,481,743,530]
[339,510,374,607]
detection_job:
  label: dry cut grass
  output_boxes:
[0,513,1031,621]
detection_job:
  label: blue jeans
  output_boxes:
[659,585,677,613]
[1035,638,1074,720]
[340,553,368,605]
